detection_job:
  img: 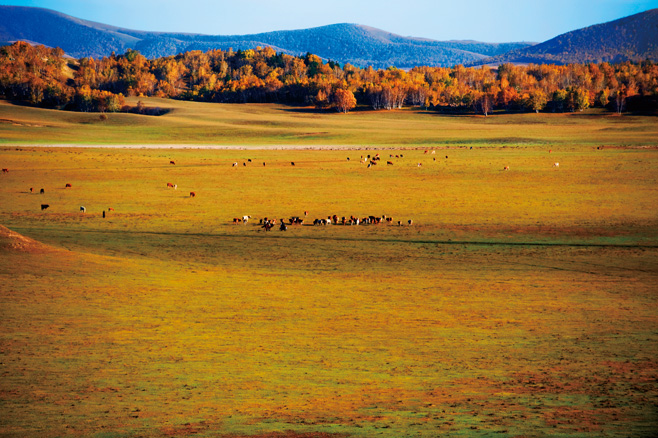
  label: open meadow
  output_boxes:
[1,99,657,437]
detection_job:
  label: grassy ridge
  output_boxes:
[1,98,658,147]
[0,107,657,437]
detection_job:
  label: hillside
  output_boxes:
[472,9,658,65]
[0,6,531,68]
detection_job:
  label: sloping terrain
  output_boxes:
[0,224,58,253]
[0,6,531,67]
[472,8,658,65]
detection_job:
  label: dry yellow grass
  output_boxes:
[0,104,657,437]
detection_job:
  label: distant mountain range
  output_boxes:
[471,8,658,65]
[1,6,657,67]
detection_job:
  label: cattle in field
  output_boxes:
[232,162,238,167]
[170,161,175,165]
[417,163,422,167]
[166,182,174,188]
[233,218,242,224]
[174,184,177,190]
[2,168,8,173]
[80,206,86,213]
[190,192,196,197]
[30,188,33,193]
[108,207,115,211]
[431,150,436,154]
[242,215,251,223]
[408,219,413,225]
[424,150,428,154]
[386,217,393,223]
[291,162,295,166]
[280,221,288,231]
[263,162,266,166]
[41,204,49,210]
[553,162,559,167]
[504,166,509,171]
[65,183,72,188]
[387,161,393,165]
[248,159,252,162]
[243,162,246,166]
[40,188,44,194]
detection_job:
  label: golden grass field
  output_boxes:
[1,98,657,437]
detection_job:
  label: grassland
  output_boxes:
[1,99,657,437]
[1,97,658,147]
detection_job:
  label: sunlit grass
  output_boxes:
[0,106,657,437]
[1,97,657,147]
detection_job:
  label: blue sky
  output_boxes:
[4,0,658,42]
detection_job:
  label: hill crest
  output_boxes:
[472,9,658,65]
[0,6,531,68]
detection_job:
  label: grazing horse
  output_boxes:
[189,191,196,197]
[108,207,115,211]
[80,206,86,213]
[166,182,174,188]
[2,168,8,173]
[41,204,49,210]
[65,183,72,188]
[170,160,175,165]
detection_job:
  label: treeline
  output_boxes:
[1,41,656,115]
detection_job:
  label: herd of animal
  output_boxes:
[231,213,414,230]
[2,149,561,218]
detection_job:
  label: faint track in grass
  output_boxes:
[13,225,658,254]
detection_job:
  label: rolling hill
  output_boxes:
[472,8,658,65]
[1,6,656,68]
[0,5,531,68]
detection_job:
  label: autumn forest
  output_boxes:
[1,41,656,115]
